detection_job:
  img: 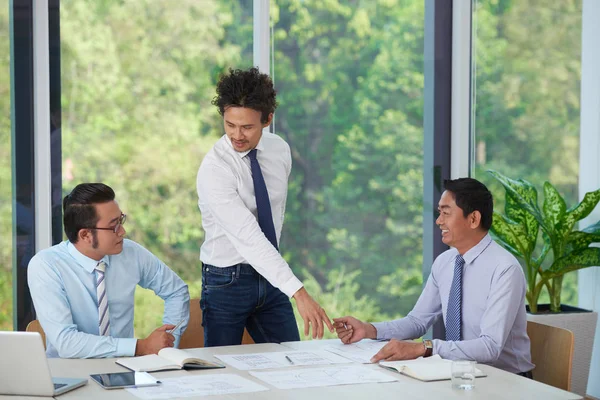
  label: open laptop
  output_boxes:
[0,331,88,396]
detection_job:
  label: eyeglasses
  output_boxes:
[90,213,127,234]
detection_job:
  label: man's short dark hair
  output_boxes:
[63,183,115,243]
[443,178,493,231]
[211,67,277,123]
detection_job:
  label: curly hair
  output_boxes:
[212,67,277,123]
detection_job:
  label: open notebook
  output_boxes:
[379,355,486,382]
[116,348,225,372]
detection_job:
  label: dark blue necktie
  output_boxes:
[446,254,465,341]
[248,149,279,251]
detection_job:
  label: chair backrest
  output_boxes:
[179,298,254,349]
[527,320,574,391]
[26,320,47,350]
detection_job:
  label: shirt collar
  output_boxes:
[461,233,493,265]
[67,241,110,273]
[224,133,266,159]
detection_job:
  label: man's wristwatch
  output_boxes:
[423,339,433,358]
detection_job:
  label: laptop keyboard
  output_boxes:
[54,383,68,390]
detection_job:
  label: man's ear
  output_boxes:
[470,211,482,229]
[78,228,92,244]
[263,113,274,128]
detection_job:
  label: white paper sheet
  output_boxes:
[249,365,398,389]
[324,340,389,363]
[214,350,352,370]
[125,374,268,399]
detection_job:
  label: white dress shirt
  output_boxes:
[196,133,303,298]
[372,234,534,373]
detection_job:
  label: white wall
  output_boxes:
[578,0,600,396]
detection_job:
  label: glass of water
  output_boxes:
[451,360,476,390]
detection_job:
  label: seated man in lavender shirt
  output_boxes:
[334,178,534,376]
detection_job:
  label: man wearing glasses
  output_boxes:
[28,183,190,358]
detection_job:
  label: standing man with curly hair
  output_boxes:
[196,67,333,346]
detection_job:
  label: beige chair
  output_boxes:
[527,320,574,391]
[26,319,47,350]
[179,298,254,349]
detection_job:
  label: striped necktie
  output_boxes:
[248,149,279,251]
[445,254,465,341]
[95,261,110,336]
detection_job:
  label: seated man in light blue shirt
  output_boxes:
[28,183,190,358]
[334,178,534,376]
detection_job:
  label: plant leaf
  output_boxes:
[534,232,551,269]
[488,170,544,227]
[548,247,600,275]
[490,211,527,258]
[542,182,567,236]
[565,231,600,253]
[565,189,600,228]
[505,187,539,254]
[490,211,530,259]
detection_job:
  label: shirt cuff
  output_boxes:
[371,322,391,340]
[116,338,138,357]
[431,338,450,357]
[279,276,304,298]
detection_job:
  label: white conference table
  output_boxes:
[2,340,582,400]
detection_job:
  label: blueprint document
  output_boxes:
[214,350,351,370]
[324,340,389,363]
[249,365,398,389]
[125,374,268,399]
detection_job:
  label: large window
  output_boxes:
[273,0,426,327]
[0,2,11,330]
[59,0,428,338]
[472,0,582,304]
[60,0,253,337]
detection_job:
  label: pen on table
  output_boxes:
[285,355,295,365]
[167,319,184,334]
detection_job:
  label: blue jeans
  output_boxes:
[200,263,300,347]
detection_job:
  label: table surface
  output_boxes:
[1,339,582,400]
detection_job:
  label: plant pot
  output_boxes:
[527,304,598,396]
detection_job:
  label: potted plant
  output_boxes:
[488,170,600,396]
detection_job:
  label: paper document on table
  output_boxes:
[215,350,351,370]
[125,374,268,399]
[249,364,398,389]
[324,340,389,363]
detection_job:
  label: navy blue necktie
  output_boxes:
[446,254,465,341]
[248,149,279,251]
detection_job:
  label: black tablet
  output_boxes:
[90,371,160,390]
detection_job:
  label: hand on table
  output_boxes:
[369,339,425,363]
